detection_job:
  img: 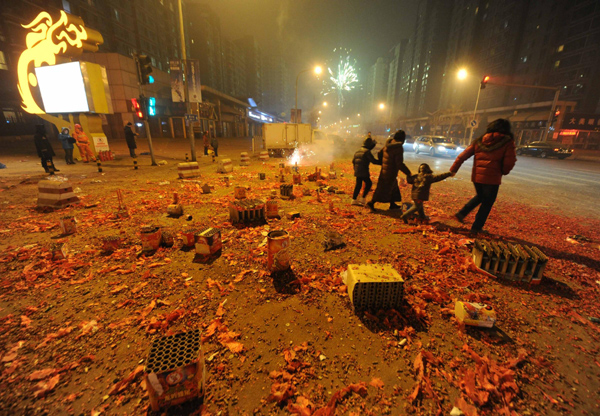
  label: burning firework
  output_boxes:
[323,48,359,107]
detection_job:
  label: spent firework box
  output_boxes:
[194,227,222,255]
[145,329,205,411]
[454,301,496,328]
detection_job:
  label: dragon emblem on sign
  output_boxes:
[17,10,103,114]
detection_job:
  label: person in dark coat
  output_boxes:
[351,136,381,206]
[124,122,138,158]
[401,163,453,223]
[450,118,517,234]
[366,129,412,211]
[33,124,59,173]
[203,131,209,156]
[58,127,75,164]
[210,135,219,157]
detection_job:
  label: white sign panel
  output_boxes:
[92,135,110,152]
[35,62,90,113]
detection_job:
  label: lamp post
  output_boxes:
[294,66,322,123]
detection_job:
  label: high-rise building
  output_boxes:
[222,38,246,98]
[364,57,389,118]
[387,40,408,123]
[186,1,224,91]
[235,36,263,105]
[401,0,453,118]
[262,51,290,117]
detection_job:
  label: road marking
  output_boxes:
[513,167,600,185]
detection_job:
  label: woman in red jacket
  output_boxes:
[450,119,517,234]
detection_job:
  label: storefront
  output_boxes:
[555,112,600,150]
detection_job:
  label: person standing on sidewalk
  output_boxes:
[203,131,209,156]
[33,124,59,173]
[351,136,380,206]
[210,134,219,157]
[73,124,96,162]
[124,122,138,158]
[450,119,517,234]
[366,130,412,211]
[58,127,76,164]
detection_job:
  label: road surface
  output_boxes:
[403,150,600,220]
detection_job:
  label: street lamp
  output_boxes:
[457,68,468,80]
[294,65,322,123]
[323,101,328,107]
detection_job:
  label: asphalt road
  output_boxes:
[402,150,600,220]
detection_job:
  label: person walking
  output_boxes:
[210,134,219,157]
[33,124,59,173]
[124,122,138,158]
[366,129,412,211]
[401,163,453,223]
[351,136,381,206]
[203,131,209,156]
[73,124,96,162]
[450,119,517,234]
[57,127,75,164]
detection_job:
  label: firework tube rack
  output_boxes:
[228,199,266,224]
[144,329,206,411]
[344,264,405,312]
[472,239,548,284]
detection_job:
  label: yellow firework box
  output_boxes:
[240,152,250,166]
[145,329,206,411]
[217,159,233,173]
[177,162,200,179]
[454,301,497,328]
[37,180,79,208]
[345,264,404,312]
[267,230,291,272]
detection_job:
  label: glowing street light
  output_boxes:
[378,103,385,110]
[457,68,468,80]
[323,101,328,107]
[295,65,323,123]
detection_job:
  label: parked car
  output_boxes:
[516,141,573,159]
[413,135,463,157]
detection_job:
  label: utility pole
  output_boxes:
[177,0,196,161]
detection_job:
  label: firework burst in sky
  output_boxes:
[323,48,359,108]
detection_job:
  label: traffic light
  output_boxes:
[553,108,561,122]
[137,55,154,85]
[480,75,490,89]
[131,98,145,120]
[147,97,156,117]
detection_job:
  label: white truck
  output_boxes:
[262,123,313,156]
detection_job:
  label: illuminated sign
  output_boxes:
[560,130,578,136]
[249,110,273,123]
[35,62,89,113]
[17,11,103,114]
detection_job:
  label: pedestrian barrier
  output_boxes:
[217,159,233,173]
[259,151,269,161]
[344,264,405,312]
[240,152,250,166]
[472,239,548,284]
[144,329,205,411]
[37,179,79,208]
[177,162,200,179]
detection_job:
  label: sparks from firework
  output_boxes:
[323,48,359,107]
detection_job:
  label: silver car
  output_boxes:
[413,136,463,157]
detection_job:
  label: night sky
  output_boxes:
[210,0,418,106]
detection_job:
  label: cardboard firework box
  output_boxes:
[145,329,206,411]
[228,199,266,223]
[345,264,404,312]
[194,227,222,263]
